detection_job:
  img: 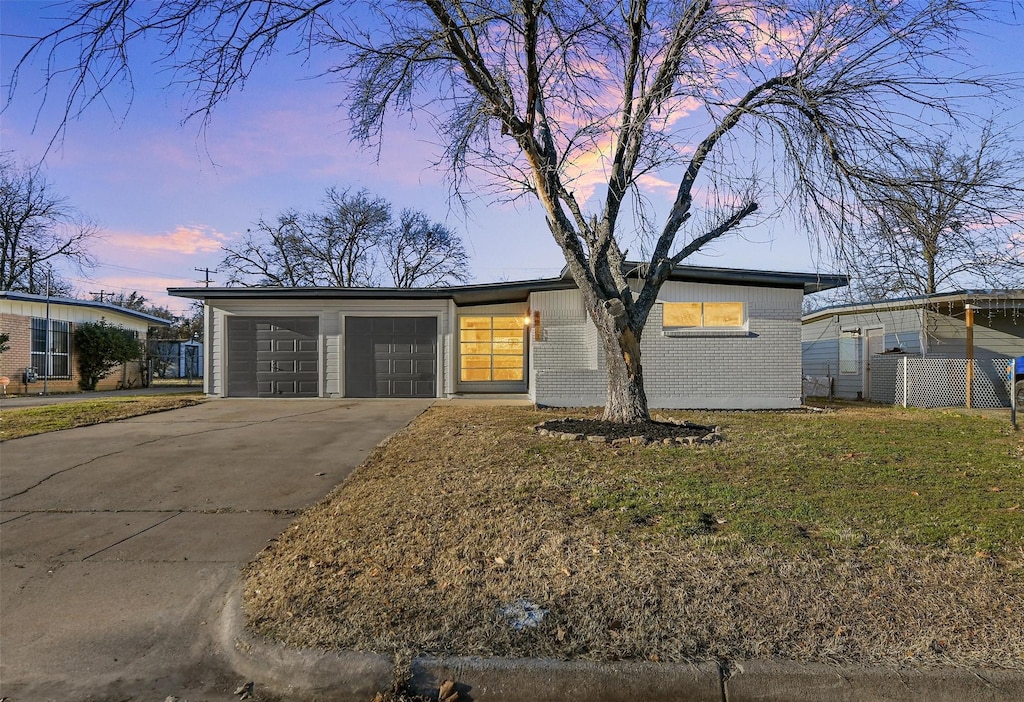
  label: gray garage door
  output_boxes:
[227,317,319,397]
[345,317,437,398]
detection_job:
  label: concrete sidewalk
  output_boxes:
[0,398,433,701]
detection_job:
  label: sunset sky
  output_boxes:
[2,1,1022,316]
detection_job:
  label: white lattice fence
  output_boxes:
[887,357,1014,408]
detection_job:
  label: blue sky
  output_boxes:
[2,1,1022,315]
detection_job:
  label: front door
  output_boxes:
[864,327,884,399]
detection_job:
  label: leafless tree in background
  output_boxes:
[218,187,469,287]
[382,209,470,288]
[8,0,1021,420]
[219,210,309,287]
[0,156,96,295]
[836,125,1024,300]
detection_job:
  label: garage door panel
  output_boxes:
[371,318,395,334]
[345,317,436,398]
[395,319,419,335]
[228,316,319,398]
[391,380,413,395]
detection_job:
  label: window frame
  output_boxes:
[838,328,860,375]
[31,318,72,379]
[456,314,528,392]
[661,301,748,336]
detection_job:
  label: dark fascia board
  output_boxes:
[557,262,848,293]
[664,265,847,294]
[168,277,575,306]
[1,290,172,326]
[169,266,846,304]
[802,289,1024,323]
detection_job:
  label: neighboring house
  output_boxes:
[802,290,1024,402]
[170,265,845,409]
[0,291,171,393]
[147,339,204,379]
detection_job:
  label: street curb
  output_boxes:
[219,581,394,700]
[724,659,1024,702]
[219,583,1024,702]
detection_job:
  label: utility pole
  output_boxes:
[43,271,50,395]
[27,246,36,292]
[194,267,213,287]
[90,290,107,302]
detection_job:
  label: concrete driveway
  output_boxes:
[0,398,433,701]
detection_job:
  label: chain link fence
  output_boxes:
[870,356,1013,408]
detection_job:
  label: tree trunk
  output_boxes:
[597,316,650,423]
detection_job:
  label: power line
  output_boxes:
[194,267,214,286]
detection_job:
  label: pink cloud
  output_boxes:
[104,226,229,255]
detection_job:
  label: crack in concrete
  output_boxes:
[81,511,183,561]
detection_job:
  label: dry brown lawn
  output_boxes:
[0,394,206,440]
[243,404,1024,670]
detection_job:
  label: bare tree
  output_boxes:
[382,209,470,287]
[839,126,1024,299]
[93,290,177,319]
[0,156,96,294]
[220,188,390,286]
[8,1,1019,421]
[220,210,312,286]
[219,187,467,287]
[313,187,391,287]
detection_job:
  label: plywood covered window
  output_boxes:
[459,316,524,382]
[663,302,745,329]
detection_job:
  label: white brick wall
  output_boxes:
[531,284,804,409]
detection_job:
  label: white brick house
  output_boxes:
[170,265,845,409]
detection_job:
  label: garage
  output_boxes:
[227,317,319,397]
[345,317,437,397]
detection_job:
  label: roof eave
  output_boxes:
[0,290,173,325]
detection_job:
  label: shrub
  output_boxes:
[74,321,142,390]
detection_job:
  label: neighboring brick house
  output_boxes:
[0,291,171,394]
[170,264,846,409]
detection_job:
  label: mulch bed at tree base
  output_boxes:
[535,417,721,445]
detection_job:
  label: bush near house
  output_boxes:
[74,321,142,391]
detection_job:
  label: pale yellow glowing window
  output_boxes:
[663,302,745,329]
[459,316,525,382]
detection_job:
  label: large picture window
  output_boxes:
[31,318,71,378]
[663,302,745,329]
[459,316,524,382]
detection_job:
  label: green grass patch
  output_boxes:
[561,406,1023,557]
[0,394,205,440]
